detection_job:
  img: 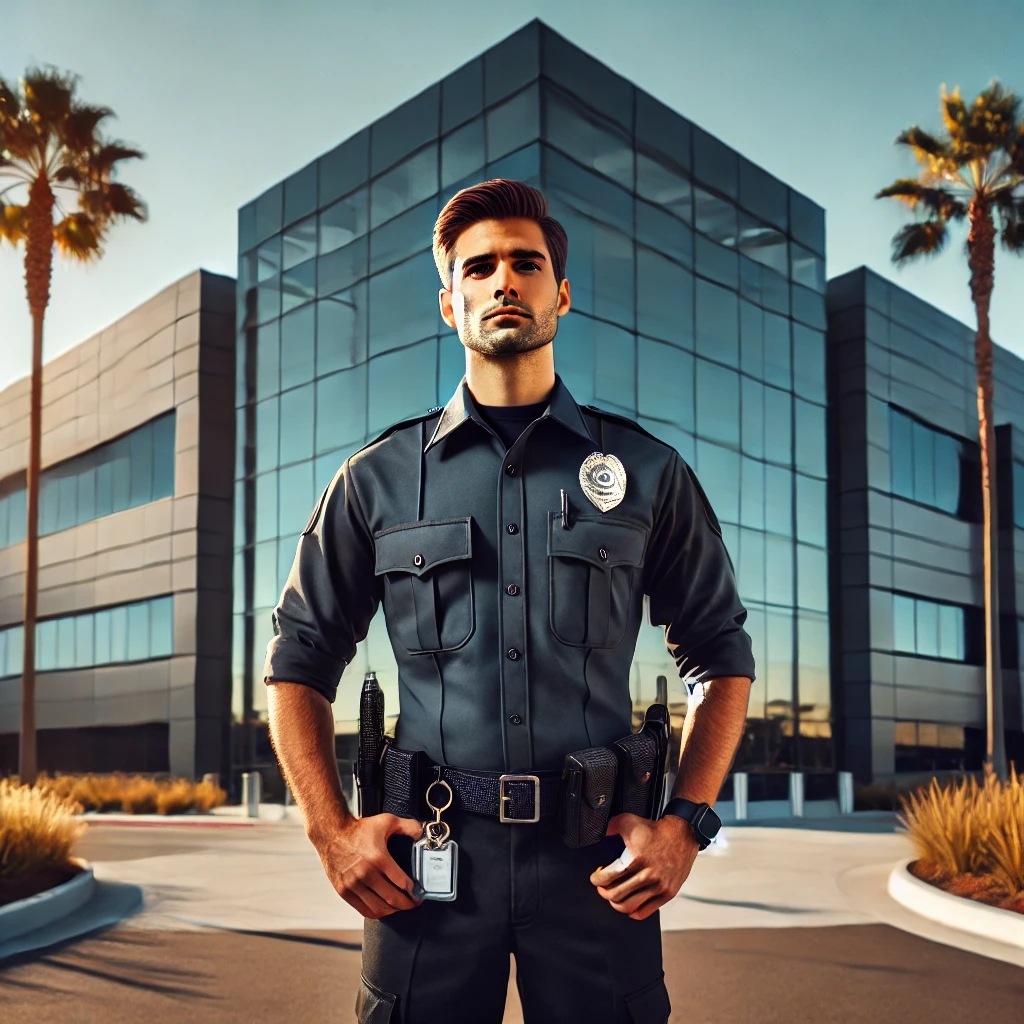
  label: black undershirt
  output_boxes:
[477,400,549,452]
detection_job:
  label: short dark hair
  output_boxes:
[432,179,568,288]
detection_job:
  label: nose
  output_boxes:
[493,267,520,302]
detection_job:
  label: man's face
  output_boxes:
[439,217,571,356]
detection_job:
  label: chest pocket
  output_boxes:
[374,518,474,655]
[548,514,647,649]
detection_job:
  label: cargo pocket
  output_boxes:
[355,975,396,1022]
[374,518,474,655]
[624,974,671,1023]
[548,514,647,648]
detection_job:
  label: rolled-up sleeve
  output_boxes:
[643,451,755,684]
[263,459,382,703]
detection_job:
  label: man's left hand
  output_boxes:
[589,813,699,921]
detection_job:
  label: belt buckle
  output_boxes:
[498,774,541,823]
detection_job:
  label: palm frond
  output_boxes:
[994,193,1024,252]
[896,126,953,161]
[876,178,967,219]
[21,67,77,125]
[941,85,969,138]
[78,182,147,222]
[61,103,115,152]
[966,80,1022,150]
[88,141,146,178]
[0,77,21,126]
[891,220,948,263]
[53,212,103,261]
[1011,127,1024,175]
[0,203,28,244]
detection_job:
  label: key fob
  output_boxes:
[412,837,458,901]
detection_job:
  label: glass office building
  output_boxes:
[234,21,830,782]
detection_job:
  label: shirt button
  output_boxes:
[507,523,519,534]
[507,648,521,661]
[598,547,608,561]
[506,584,520,596]
[505,464,516,476]
[413,554,424,567]
[509,714,523,726]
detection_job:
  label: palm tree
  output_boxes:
[877,81,1024,782]
[0,68,146,783]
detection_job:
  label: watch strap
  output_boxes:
[661,797,719,850]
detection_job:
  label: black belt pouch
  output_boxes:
[612,730,659,818]
[560,746,618,848]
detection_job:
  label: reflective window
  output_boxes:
[370,198,437,276]
[257,277,281,324]
[284,163,317,225]
[765,464,793,536]
[1015,462,1024,529]
[319,188,368,255]
[892,593,966,661]
[543,85,632,189]
[442,117,485,187]
[367,339,437,435]
[486,142,541,183]
[369,252,439,357]
[544,149,632,235]
[635,91,690,173]
[317,283,367,376]
[796,543,828,612]
[0,596,176,676]
[696,360,740,447]
[278,461,315,538]
[889,407,970,517]
[256,322,280,401]
[370,145,438,229]
[282,215,317,271]
[765,535,794,606]
[693,127,738,198]
[794,400,827,478]
[789,190,825,256]
[796,474,827,547]
[279,383,314,467]
[257,236,281,283]
[763,312,791,390]
[693,188,736,245]
[487,84,540,164]
[791,243,825,293]
[736,214,788,277]
[370,85,439,176]
[254,539,279,610]
[635,198,692,268]
[483,21,539,105]
[739,300,763,378]
[553,312,596,406]
[255,471,278,542]
[442,57,483,133]
[637,247,693,349]
[594,323,635,414]
[638,337,694,432]
[280,305,315,391]
[695,278,738,367]
[740,378,764,460]
[255,397,279,475]
[255,185,282,245]
[695,235,738,290]
[696,440,740,525]
[797,611,831,734]
[739,158,787,231]
[738,527,765,603]
[317,237,368,297]
[764,387,792,465]
[792,324,826,403]
[281,259,316,314]
[316,365,368,454]
[636,152,691,224]
[318,129,369,209]
[740,457,765,529]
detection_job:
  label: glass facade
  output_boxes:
[0,412,175,547]
[891,594,968,662]
[1014,461,1024,529]
[0,596,174,676]
[234,23,830,773]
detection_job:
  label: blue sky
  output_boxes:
[2,0,1023,391]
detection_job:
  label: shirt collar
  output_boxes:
[424,375,597,453]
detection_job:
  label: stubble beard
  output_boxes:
[459,299,560,357]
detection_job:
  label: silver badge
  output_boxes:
[579,452,626,512]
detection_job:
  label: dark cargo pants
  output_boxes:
[357,807,671,1023]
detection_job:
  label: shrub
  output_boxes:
[899,768,1024,901]
[32,773,228,815]
[0,779,85,877]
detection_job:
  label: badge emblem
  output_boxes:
[579,452,626,512]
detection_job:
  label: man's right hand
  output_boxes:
[311,813,425,920]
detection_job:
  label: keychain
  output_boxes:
[412,778,459,901]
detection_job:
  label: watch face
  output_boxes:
[696,805,722,842]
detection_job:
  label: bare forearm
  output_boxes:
[267,682,352,843]
[671,676,751,806]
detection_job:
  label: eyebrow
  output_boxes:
[461,248,548,270]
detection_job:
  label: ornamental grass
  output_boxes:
[33,773,227,816]
[898,768,1024,913]
[0,779,85,877]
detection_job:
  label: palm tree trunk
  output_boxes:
[967,199,1007,781]
[18,175,52,785]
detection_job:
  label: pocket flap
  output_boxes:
[615,732,657,785]
[374,518,472,577]
[548,515,647,569]
[355,976,396,1022]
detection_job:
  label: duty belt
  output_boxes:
[381,744,561,823]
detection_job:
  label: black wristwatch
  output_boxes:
[661,798,721,851]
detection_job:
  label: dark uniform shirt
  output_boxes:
[265,375,755,774]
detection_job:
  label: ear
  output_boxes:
[556,277,572,317]
[439,286,457,329]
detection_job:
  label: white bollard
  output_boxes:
[838,771,855,815]
[789,771,804,818]
[732,772,748,820]
[242,771,262,818]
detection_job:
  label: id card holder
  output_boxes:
[412,836,458,901]
[411,778,458,901]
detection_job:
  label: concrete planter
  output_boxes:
[887,858,1024,950]
[0,860,96,943]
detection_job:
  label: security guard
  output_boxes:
[266,179,755,1023]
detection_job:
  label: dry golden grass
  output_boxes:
[0,779,85,877]
[899,767,1024,911]
[33,773,228,815]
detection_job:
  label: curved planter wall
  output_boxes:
[888,859,1024,950]
[0,863,96,943]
